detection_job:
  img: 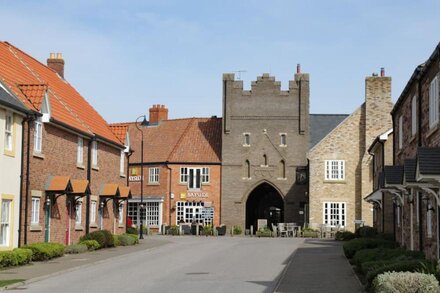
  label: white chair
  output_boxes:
[278,223,288,237]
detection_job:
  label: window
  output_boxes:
[243,133,250,146]
[149,167,159,183]
[396,204,400,227]
[91,141,98,166]
[244,160,251,178]
[4,111,13,151]
[77,137,83,165]
[429,76,439,128]
[127,202,160,227]
[398,115,403,149]
[90,201,97,224]
[34,118,43,153]
[323,202,346,227]
[176,201,213,225]
[31,197,40,225]
[127,202,137,225]
[180,167,188,183]
[188,168,201,189]
[118,204,124,225]
[427,204,433,238]
[201,167,209,183]
[120,151,125,175]
[280,133,287,146]
[411,96,417,136]
[416,192,420,224]
[145,202,159,227]
[75,201,82,225]
[0,200,11,246]
[325,160,345,180]
[263,154,268,166]
[280,160,286,179]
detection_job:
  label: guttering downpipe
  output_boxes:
[85,136,95,235]
[166,162,172,225]
[24,114,36,245]
[18,114,31,246]
[126,150,133,225]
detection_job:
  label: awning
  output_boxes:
[70,179,91,195]
[118,185,132,199]
[99,183,120,197]
[45,176,72,193]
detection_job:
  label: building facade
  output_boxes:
[308,71,393,232]
[221,72,310,233]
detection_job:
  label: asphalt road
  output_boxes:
[18,236,304,293]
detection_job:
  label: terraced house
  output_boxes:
[0,42,130,246]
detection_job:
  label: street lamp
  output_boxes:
[135,115,148,239]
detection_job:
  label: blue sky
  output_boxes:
[0,1,438,122]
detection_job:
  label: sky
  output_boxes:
[0,1,439,123]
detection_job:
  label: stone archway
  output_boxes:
[245,182,284,232]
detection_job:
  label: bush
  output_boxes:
[366,259,430,286]
[0,248,33,268]
[118,234,136,246]
[373,271,439,293]
[79,240,100,251]
[352,248,424,268]
[232,225,242,235]
[100,230,115,247]
[374,233,394,241]
[256,227,272,237]
[335,231,356,241]
[168,225,179,235]
[80,230,114,248]
[202,225,213,236]
[126,233,139,244]
[343,238,398,259]
[355,226,377,238]
[22,242,65,261]
[126,226,137,235]
[113,235,120,247]
[65,244,88,254]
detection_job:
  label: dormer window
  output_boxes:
[41,93,51,123]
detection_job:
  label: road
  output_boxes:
[19,236,304,293]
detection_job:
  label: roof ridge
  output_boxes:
[167,118,195,161]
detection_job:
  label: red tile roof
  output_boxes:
[0,42,121,145]
[125,117,221,163]
[108,123,128,145]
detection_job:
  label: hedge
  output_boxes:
[65,244,88,254]
[335,231,355,241]
[342,238,398,259]
[373,271,439,293]
[232,225,242,235]
[352,248,424,267]
[113,235,121,247]
[22,242,65,261]
[80,230,114,248]
[79,240,100,251]
[126,227,137,235]
[355,226,377,238]
[126,233,139,244]
[365,259,431,286]
[0,248,33,268]
[118,234,136,246]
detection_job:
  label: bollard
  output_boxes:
[250,225,253,237]
[179,225,182,236]
[196,224,199,236]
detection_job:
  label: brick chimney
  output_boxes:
[47,53,65,78]
[149,104,168,124]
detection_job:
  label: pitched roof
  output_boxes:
[0,42,121,145]
[100,183,120,197]
[45,176,72,192]
[108,123,128,145]
[417,147,440,175]
[71,179,91,195]
[125,117,222,164]
[383,165,404,185]
[309,114,349,149]
[0,84,28,113]
[404,159,417,183]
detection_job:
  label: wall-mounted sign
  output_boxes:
[181,192,209,199]
[129,167,143,182]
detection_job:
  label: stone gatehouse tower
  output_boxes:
[221,72,310,232]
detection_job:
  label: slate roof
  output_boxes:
[417,147,440,175]
[0,42,121,145]
[383,165,404,185]
[0,84,28,113]
[309,114,349,149]
[125,117,222,164]
[404,159,417,183]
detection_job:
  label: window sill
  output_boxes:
[118,224,125,228]
[279,145,287,148]
[75,225,84,231]
[77,164,85,170]
[33,152,45,159]
[120,173,126,178]
[323,180,346,184]
[147,182,160,186]
[3,150,15,157]
[30,225,42,231]
[426,124,439,139]
[92,165,99,171]
[242,177,252,180]
[242,145,251,147]
[277,177,287,181]
[202,182,210,186]
[89,223,98,228]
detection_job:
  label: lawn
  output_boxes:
[0,279,25,287]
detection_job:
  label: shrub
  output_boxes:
[374,233,394,241]
[118,234,136,246]
[355,226,377,238]
[100,230,115,247]
[352,248,424,267]
[343,238,398,259]
[81,230,114,248]
[0,248,33,268]
[79,240,100,251]
[126,226,137,235]
[373,271,439,293]
[22,242,65,261]
[256,227,272,237]
[65,244,88,254]
[335,231,356,241]
[113,235,120,247]
[232,225,242,235]
[168,225,179,235]
[202,225,213,236]
[366,259,430,286]
[126,233,139,244]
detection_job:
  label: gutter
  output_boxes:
[18,115,30,246]
[85,137,95,235]
[166,163,172,225]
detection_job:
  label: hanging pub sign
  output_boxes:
[129,167,143,182]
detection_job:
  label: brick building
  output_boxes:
[308,70,393,232]
[0,42,129,246]
[119,105,221,232]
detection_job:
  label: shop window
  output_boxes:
[323,202,345,227]
[176,201,213,225]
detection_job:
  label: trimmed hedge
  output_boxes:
[342,238,398,259]
[373,271,439,293]
[65,244,88,254]
[335,231,355,241]
[0,248,33,268]
[366,259,431,286]
[79,240,100,251]
[80,230,114,248]
[113,235,121,247]
[126,227,137,235]
[22,242,65,261]
[126,233,139,244]
[118,234,136,246]
[352,248,424,267]
[355,226,377,238]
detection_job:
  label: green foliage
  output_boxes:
[126,233,139,244]
[372,271,439,293]
[65,244,88,254]
[256,226,272,237]
[22,242,65,261]
[335,231,356,241]
[100,230,114,247]
[126,226,138,235]
[374,233,394,241]
[80,230,114,248]
[79,240,100,251]
[342,238,398,259]
[168,225,180,235]
[202,225,213,236]
[113,234,120,246]
[0,248,33,268]
[118,234,136,246]
[352,248,424,268]
[355,226,377,238]
[366,259,430,286]
[232,225,242,235]
[0,279,25,287]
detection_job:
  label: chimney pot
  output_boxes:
[47,52,65,78]
[149,104,168,124]
[380,67,385,77]
[297,64,301,74]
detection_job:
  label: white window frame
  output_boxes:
[411,95,417,136]
[180,167,188,183]
[243,133,250,147]
[324,160,345,180]
[120,150,125,176]
[323,202,346,228]
[416,192,420,225]
[31,197,40,225]
[91,141,98,167]
[398,115,403,149]
[280,133,287,147]
[429,76,439,128]
[118,204,124,225]
[149,167,159,183]
[4,111,13,151]
[75,200,82,225]
[34,118,43,153]
[77,137,84,165]
[0,199,12,246]
[90,200,97,224]
[201,167,209,184]
[176,201,213,225]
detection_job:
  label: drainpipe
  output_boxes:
[23,115,34,245]
[417,74,423,251]
[18,115,31,247]
[166,163,172,225]
[126,150,133,225]
[85,137,94,235]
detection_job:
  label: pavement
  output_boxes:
[0,236,364,292]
